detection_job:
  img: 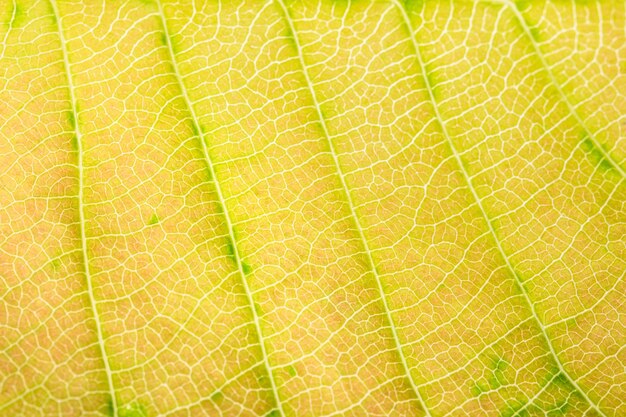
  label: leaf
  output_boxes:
[1,0,624,416]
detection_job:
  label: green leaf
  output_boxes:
[1,0,624,416]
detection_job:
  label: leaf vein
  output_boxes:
[154,1,284,415]
[499,0,626,179]
[48,0,118,414]
[394,1,608,415]
[275,1,432,416]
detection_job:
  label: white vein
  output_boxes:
[48,0,118,415]
[498,0,626,179]
[274,1,433,416]
[393,1,609,416]
[0,0,17,59]
[153,0,285,415]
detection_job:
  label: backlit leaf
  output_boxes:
[1,0,624,416]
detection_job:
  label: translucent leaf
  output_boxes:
[1,0,624,416]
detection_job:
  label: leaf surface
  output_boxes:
[1,0,624,416]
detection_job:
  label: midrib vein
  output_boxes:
[153,1,284,415]
[501,0,626,179]
[393,2,607,416]
[274,1,431,416]
[49,0,118,415]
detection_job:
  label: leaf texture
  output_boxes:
[1,0,624,416]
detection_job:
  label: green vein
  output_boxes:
[393,1,608,416]
[0,0,17,59]
[501,0,626,179]
[48,0,118,415]
[153,1,284,415]
[274,1,432,416]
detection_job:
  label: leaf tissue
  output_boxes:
[1,0,624,416]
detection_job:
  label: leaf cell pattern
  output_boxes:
[1,0,625,416]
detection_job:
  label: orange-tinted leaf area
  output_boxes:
[1,0,624,416]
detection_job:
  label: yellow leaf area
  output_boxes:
[1,0,624,416]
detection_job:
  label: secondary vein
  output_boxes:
[393,1,607,415]
[48,0,118,415]
[153,1,284,415]
[274,1,432,415]
[500,0,625,179]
